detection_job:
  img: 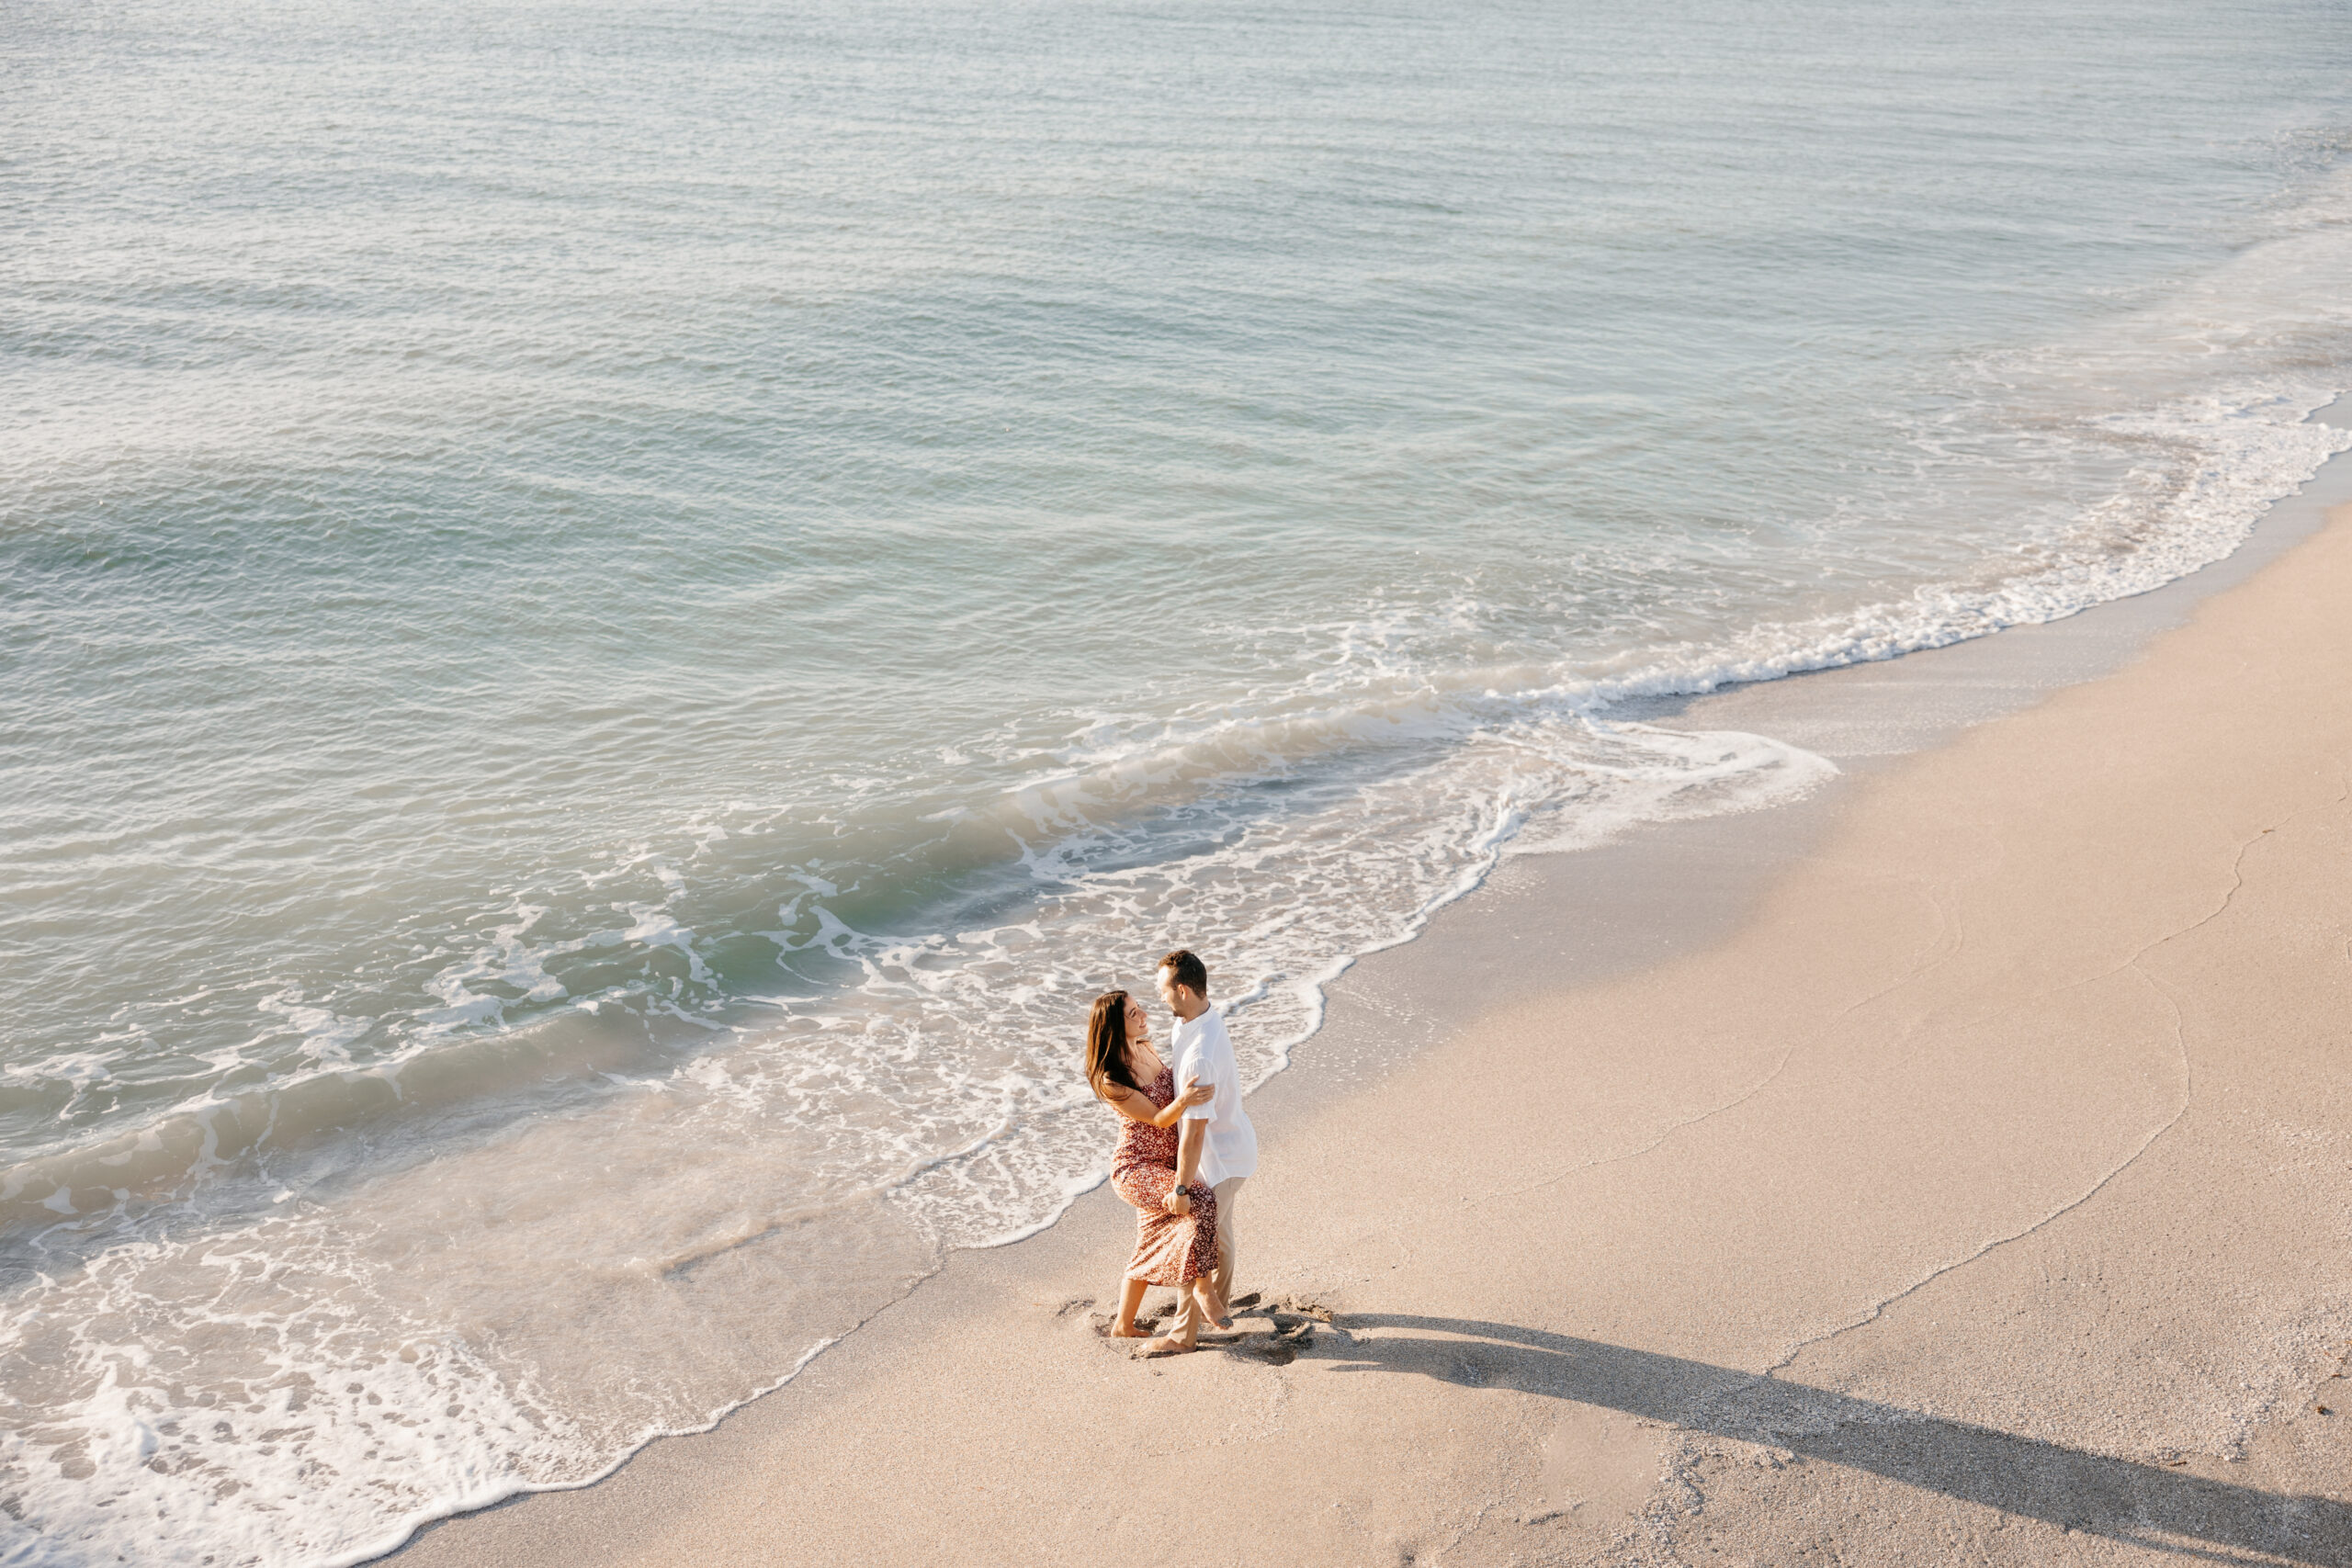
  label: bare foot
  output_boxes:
[1108,1324,1149,1338]
[1136,1335,1197,1358]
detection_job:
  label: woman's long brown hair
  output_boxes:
[1085,989,1145,1099]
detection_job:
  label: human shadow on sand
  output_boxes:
[1322,1314,2348,1566]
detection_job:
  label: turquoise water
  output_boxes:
[5,0,2351,1560]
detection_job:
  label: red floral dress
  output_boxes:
[1109,1066,1219,1285]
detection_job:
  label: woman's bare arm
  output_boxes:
[1099,1078,1213,1127]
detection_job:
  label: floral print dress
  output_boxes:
[1109,1066,1219,1285]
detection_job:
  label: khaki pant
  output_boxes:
[1174,1176,1244,1336]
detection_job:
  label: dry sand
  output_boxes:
[398,502,2352,1567]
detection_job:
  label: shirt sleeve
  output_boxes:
[1177,1042,1216,1121]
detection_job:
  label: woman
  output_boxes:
[1085,987,1218,1353]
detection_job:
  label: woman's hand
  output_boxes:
[1178,1077,1215,1110]
[1163,1188,1193,1217]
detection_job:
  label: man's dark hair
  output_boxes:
[1158,948,1208,997]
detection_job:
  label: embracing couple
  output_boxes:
[1081,948,1258,1356]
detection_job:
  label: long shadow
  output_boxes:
[1321,1314,2349,1566]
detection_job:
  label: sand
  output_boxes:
[396,500,2352,1567]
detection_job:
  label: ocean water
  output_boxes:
[5,0,2351,1559]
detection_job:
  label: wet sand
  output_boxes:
[397,481,2352,1564]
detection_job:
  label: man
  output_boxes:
[1159,947,1257,1336]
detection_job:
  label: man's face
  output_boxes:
[1156,967,1182,1014]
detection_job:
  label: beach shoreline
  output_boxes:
[17,2,2352,1555]
[391,430,2352,1566]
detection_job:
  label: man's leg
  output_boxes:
[1170,1182,1233,1343]
[1168,1274,1208,1345]
[1179,1277,1218,1340]
[1209,1176,1244,1318]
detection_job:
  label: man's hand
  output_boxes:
[1163,1188,1193,1217]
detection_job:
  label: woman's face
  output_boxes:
[1125,997,1150,1050]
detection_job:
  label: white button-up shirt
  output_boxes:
[1172,1006,1258,1187]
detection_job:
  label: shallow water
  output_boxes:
[5,0,2351,1561]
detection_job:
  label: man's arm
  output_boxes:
[1166,1036,1209,1213]
[1168,1117,1204,1214]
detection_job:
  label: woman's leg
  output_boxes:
[1110,1162,1205,1355]
[1111,1275,1149,1337]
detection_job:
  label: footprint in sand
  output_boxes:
[1064,1289,1345,1363]
[1223,1292,1344,1364]
[1059,1297,1172,1348]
